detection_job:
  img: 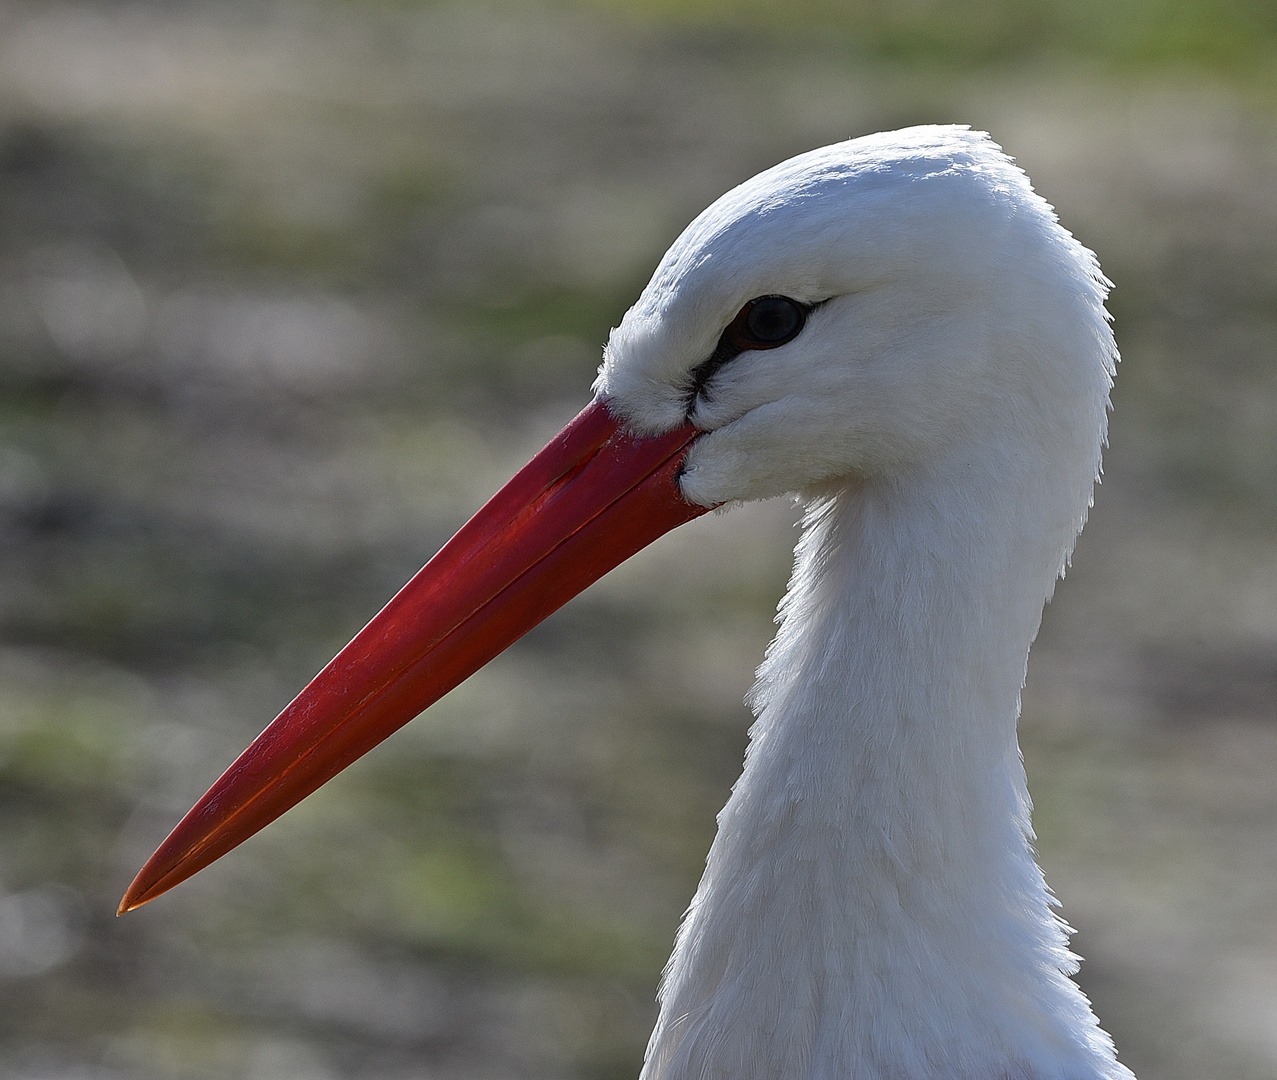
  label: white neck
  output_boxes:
[642,445,1135,1080]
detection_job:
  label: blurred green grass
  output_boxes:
[550,0,1277,69]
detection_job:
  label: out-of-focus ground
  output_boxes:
[1,2,1276,1077]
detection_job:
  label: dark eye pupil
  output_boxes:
[685,293,814,410]
[744,297,803,344]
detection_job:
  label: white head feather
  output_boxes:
[598,125,1114,510]
[596,126,1129,1080]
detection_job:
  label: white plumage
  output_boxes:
[123,123,1131,1080]
[596,125,1128,1080]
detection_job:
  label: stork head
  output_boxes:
[599,125,1115,507]
[119,126,1115,914]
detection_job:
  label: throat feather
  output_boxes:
[641,476,1133,1080]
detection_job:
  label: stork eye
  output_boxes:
[686,294,813,411]
[739,296,806,347]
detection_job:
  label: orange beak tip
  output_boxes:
[117,867,166,915]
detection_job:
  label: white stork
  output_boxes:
[121,125,1131,1080]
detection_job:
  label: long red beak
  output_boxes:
[119,398,710,914]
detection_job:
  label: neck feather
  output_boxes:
[641,450,1134,1080]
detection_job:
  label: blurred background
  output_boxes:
[1,0,1276,1077]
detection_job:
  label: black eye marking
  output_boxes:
[686,295,819,410]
